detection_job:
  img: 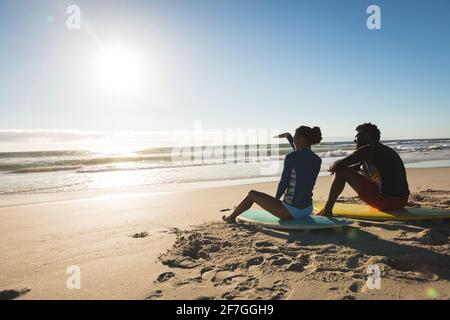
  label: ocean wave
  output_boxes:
[75,157,286,174]
[4,157,279,175]
[53,155,175,166]
[0,150,89,159]
[0,182,84,195]
[75,164,202,174]
[318,150,353,157]
[392,144,448,153]
[0,155,174,172]
[1,139,449,175]
[8,166,83,174]
[0,152,289,173]
[427,144,445,151]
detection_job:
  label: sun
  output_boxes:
[92,46,143,96]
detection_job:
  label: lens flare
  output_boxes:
[426,287,439,299]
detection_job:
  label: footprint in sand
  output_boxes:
[256,246,280,254]
[159,228,181,234]
[235,277,259,292]
[329,287,339,291]
[412,229,448,245]
[222,273,248,285]
[280,248,299,257]
[206,244,221,252]
[286,254,311,273]
[220,262,241,272]
[155,272,175,283]
[387,254,441,282]
[366,255,392,267]
[254,281,289,300]
[255,240,275,247]
[194,295,215,300]
[176,276,203,286]
[296,253,311,264]
[200,266,214,275]
[146,290,163,300]
[221,291,236,300]
[348,281,364,293]
[0,288,31,300]
[131,232,148,238]
[221,280,288,300]
[161,257,201,269]
[268,253,284,260]
[211,270,246,284]
[345,254,362,269]
[246,256,264,268]
[287,262,305,272]
[270,257,291,266]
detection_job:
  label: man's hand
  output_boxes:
[328,162,338,173]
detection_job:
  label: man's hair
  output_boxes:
[356,123,381,142]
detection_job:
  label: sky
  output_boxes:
[0,0,449,146]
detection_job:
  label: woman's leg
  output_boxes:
[315,168,372,216]
[223,190,292,223]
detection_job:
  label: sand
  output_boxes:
[0,167,449,300]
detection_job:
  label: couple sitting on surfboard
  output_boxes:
[222,123,410,223]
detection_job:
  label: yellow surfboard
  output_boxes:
[313,201,450,221]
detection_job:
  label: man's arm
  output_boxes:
[329,145,371,173]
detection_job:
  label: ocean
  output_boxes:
[0,138,449,196]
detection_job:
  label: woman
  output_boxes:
[223,126,322,223]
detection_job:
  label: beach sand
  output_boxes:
[0,167,449,300]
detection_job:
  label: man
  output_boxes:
[316,123,410,217]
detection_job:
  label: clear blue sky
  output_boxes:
[0,0,449,140]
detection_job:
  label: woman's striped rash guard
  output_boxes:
[275,149,322,209]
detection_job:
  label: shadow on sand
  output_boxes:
[237,221,450,282]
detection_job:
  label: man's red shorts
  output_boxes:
[357,179,408,211]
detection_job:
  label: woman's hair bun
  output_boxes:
[296,125,322,145]
[310,126,322,145]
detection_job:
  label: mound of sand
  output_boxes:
[151,190,450,300]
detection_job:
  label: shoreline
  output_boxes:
[2,166,450,208]
[0,167,449,300]
[1,155,450,206]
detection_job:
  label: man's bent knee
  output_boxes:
[248,190,258,198]
[334,168,353,179]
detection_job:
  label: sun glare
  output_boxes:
[92,46,143,96]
